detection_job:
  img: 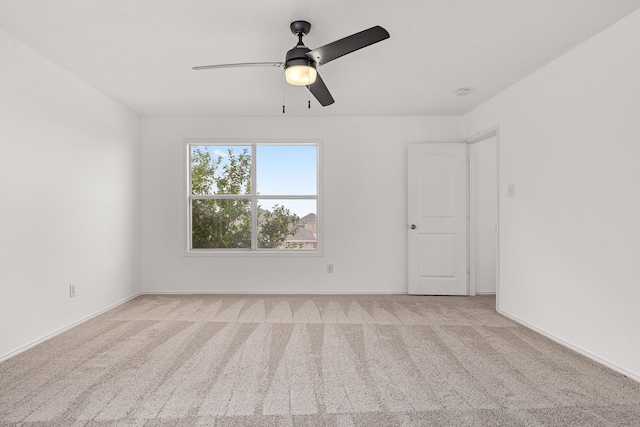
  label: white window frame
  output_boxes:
[184,139,322,256]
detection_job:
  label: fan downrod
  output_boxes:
[290,20,311,36]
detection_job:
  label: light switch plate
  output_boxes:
[507,184,516,197]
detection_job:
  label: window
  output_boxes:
[187,141,319,254]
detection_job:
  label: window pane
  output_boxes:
[191,199,251,249]
[190,145,251,195]
[256,145,317,195]
[257,199,317,250]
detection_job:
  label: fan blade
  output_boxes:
[307,73,334,106]
[193,62,283,70]
[306,26,389,66]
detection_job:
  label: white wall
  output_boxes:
[141,116,462,294]
[469,136,497,294]
[464,9,640,380]
[0,30,141,360]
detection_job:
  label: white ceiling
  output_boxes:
[1,0,639,117]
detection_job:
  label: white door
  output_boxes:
[408,143,468,295]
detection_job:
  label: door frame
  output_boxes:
[465,126,500,306]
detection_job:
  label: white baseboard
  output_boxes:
[498,308,640,384]
[141,290,409,295]
[0,292,141,363]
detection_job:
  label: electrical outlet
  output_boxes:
[507,184,516,197]
[69,284,76,298]
[327,264,334,274]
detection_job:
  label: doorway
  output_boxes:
[469,133,498,295]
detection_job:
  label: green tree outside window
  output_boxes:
[190,147,305,250]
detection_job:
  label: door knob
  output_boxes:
[410,224,416,230]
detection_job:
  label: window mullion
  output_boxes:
[254,195,318,200]
[190,194,251,200]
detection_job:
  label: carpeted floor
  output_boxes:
[1,294,639,426]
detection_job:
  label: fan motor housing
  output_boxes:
[285,45,313,64]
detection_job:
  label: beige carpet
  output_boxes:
[1,294,639,426]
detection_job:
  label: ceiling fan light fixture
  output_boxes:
[285,63,317,86]
[193,21,389,106]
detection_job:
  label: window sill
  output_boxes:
[184,249,322,257]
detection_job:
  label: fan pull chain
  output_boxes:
[308,59,312,109]
[282,71,286,114]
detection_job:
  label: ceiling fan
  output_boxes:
[192,21,390,107]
